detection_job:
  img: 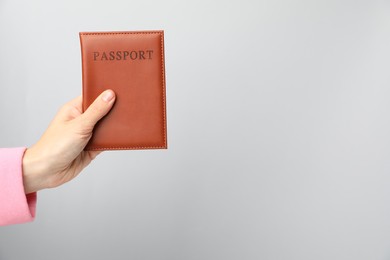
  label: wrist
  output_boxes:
[22,147,50,194]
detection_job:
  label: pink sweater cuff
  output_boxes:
[0,147,37,225]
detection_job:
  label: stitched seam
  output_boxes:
[80,31,162,36]
[87,146,166,151]
[160,32,167,148]
[80,31,167,150]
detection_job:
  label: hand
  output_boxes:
[22,90,116,194]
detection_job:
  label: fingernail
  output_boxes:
[102,90,114,102]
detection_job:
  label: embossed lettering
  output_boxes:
[139,51,145,59]
[93,52,100,61]
[116,51,122,60]
[93,50,154,61]
[123,51,130,60]
[101,52,108,61]
[130,51,138,60]
[146,50,153,59]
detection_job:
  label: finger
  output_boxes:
[54,96,83,122]
[67,95,83,111]
[77,151,102,173]
[88,151,102,160]
[80,90,116,129]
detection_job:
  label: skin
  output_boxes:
[22,89,116,194]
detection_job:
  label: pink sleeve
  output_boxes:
[0,147,37,225]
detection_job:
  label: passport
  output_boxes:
[79,31,167,150]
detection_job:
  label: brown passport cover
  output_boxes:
[79,31,167,150]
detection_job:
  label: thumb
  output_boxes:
[81,89,116,129]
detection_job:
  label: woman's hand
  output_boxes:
[22,90,116,194]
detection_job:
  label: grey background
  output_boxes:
[1,0,390,259]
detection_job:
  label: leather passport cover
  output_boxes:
[79,30,167,150]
